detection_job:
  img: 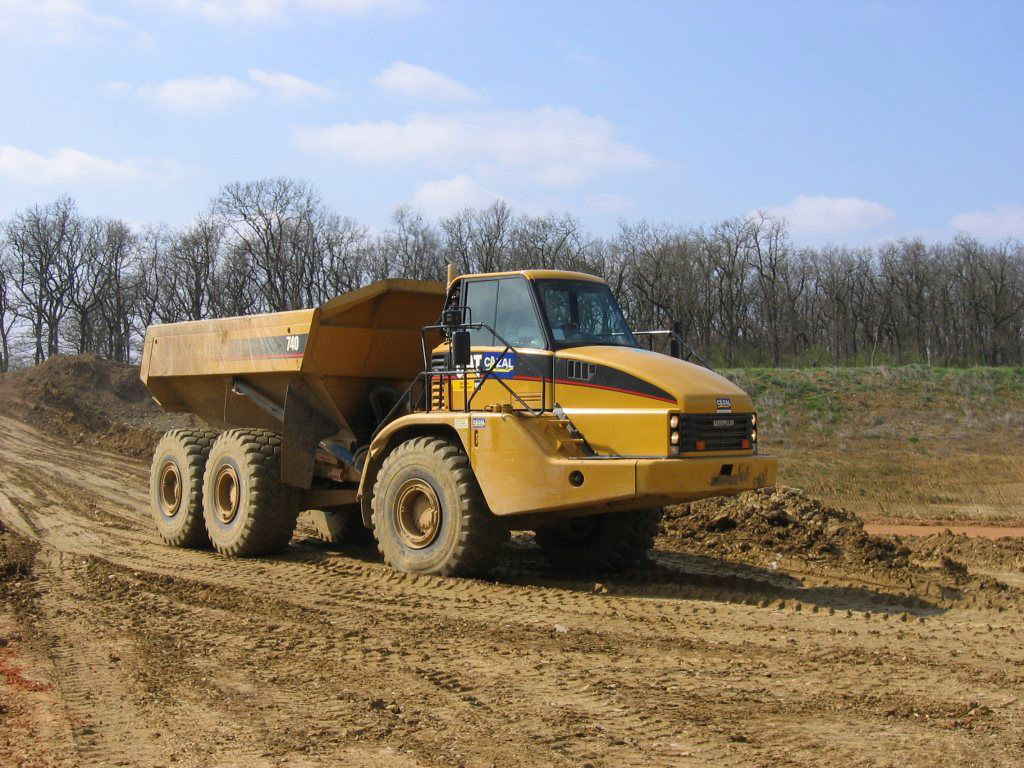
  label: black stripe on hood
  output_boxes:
[553,357,674,403]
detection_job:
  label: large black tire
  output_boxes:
[150,428,219,548]
[534,508,663,574]
[371,437,507,576]
[202,429,300,557]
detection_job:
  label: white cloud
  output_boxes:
[949,205,1024,240]
[248,69,335,100]
[759,195,895,234]
[0,145,179,185]
[374,62,478,102]
[412,175,502,217]
[0,0,122,42]
[115,71,333,111]
[294,107,652,187]
[154,0,421,22]
[592,193,634,214]
[140,76,256,113]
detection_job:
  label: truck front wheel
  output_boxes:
[202,429,300,557]
[371,437,507,576]
[534,508,663,574]
[150,428,219,548]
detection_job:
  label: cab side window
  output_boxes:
[461,279,497,346]
[494,278,546,349]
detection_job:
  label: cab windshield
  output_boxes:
[536,279,637,348]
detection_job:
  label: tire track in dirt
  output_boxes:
[2,414,1023,768]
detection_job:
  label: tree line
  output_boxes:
[1,177,1022,372]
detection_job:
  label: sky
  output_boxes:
[0,0,1021,245]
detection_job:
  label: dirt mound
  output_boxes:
[0,355,191,458]
[902,531,1024,573]
[660,486,913,570]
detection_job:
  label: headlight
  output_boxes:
[669,414,680,429]
[670,431,680,445]
[751,412,757,427]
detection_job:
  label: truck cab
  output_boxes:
[435,270,760,460]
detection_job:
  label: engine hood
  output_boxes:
[557,345,753,413]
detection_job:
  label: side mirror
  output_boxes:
[451,329,471,368]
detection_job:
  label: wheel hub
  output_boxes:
[158,461,182,517]
[214,464,241,524]
[394,478,441,549]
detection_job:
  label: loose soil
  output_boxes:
[1,414,1023,767]
[0,354,192,458]
[865,523,1024,540]
[3,357,1024,766]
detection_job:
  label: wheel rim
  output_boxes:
[394,478,442,549]
[214,464,241,524]
[158,461,182,518]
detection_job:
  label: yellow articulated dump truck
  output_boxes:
[141,269,777,576]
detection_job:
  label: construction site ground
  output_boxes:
[1,356,1023,767]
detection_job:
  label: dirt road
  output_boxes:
[1,414,1022,768]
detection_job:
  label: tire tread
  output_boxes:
[203,428,300,557]
[535,508,662,574]
[150,427,219,548]
[371,436,507,576]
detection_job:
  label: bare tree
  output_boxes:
[313,215,369,301]
[440,201,515,274]
[746,213,790,366]
[2,183,1023,369]
[4,196,83,362]
[165,217,223,322]
[93,220,139,363]
[368,206,443,282]
[0,252,16,371]
[66,218,110,354]
[213,177,328,312]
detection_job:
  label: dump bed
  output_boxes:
[141,279,447,444]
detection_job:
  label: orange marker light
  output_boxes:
[695,440,706,451]
[741,439,751,450]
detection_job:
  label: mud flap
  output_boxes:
[282,378,340,489]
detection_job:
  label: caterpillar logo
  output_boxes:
[466,353,515,379]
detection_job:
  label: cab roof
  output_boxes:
[454,269,606,284]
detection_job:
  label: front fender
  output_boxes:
[356,412,472,527]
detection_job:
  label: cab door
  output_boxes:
[452,276,552,412]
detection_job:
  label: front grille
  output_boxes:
[678,413,754,452]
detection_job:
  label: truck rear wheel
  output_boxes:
[371,437,507,576]
[534,508,663,574]
[202,429,300,557]
[150,428,219,548]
